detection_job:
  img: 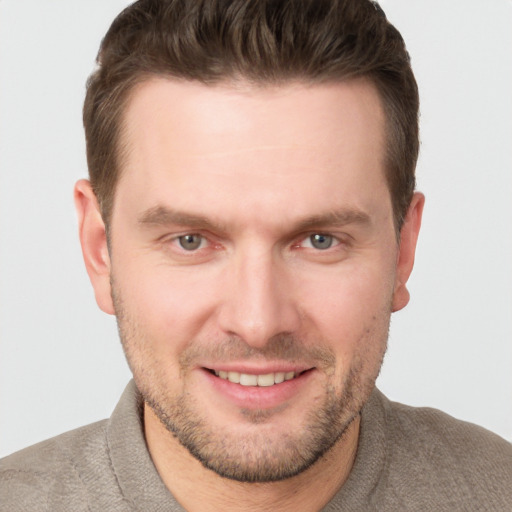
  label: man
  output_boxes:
[1,0,511,510]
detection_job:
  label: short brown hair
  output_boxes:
[84,0,419,230]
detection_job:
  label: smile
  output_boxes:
[210,370,303,387]
[202,367,315,409]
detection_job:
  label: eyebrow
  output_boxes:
[292,209,371,232]
[138,206,228,232]
[138,205,371,233]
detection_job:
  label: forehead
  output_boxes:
[121,77,384,156]
[115,77,389,228]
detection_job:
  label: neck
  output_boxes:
[144,403,360,512]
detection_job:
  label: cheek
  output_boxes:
[113,257,222,349]
[297,261,394,349]
[300,267,392,396]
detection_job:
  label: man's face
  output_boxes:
[81,78,421,482]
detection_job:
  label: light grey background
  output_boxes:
[1,0,511,457]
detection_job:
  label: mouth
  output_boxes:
[205,368,311,387]
[200,365,316,410]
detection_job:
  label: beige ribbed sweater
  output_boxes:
[1,381,511,511]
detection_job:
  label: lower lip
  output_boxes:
[199,368,314,410]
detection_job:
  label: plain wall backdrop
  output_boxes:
[1,0,511,457]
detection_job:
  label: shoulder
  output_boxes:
[384,396,512,466]
[378,392,512,509]
[0,420,109,512]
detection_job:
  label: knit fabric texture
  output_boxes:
[1,381,511,511]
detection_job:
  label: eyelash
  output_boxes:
[164,232,346,254]
[297,233,342,251]
[166,233,215,254]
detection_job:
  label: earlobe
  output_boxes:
[74,179,115,315]
[392,192,425,312]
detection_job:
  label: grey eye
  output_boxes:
[309,234,333,250]
[178,234,203,250]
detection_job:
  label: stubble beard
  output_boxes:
[112,287,389,483]
[143,361,375,483]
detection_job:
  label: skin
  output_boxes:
[75,77,424,511]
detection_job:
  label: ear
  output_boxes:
[74,179,115,315]
[392,192,425,312]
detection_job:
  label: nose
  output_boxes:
[217,248,301,348]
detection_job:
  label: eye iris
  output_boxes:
[178,234,202,250]
[310,234,333,250]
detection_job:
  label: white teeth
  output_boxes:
[257,373,275,387]
[227,371,240,384]
[274,372,285,384]
[240,374,258,386]
[215,370,297,386]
